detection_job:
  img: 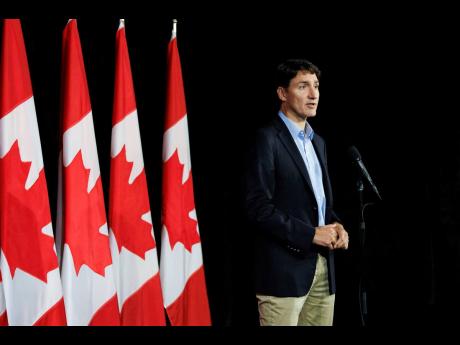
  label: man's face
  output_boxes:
[278,71,319,121]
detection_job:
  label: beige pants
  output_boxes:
[257,254,335,326]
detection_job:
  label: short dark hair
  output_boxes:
[275,59,321,89]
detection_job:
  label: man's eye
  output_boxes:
[299,85,306,90]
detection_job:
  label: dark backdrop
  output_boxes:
[1,3,450,327]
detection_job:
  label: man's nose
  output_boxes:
[308,87,318,99]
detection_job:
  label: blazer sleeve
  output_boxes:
[245,129,316,254]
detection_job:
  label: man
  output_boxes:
[246,59,349,326]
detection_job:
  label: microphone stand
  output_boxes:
[356,178,368,326]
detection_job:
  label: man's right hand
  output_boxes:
[313,224,338,250]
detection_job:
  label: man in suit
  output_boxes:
[246,59,349,326]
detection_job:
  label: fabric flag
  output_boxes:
[0,19,66,326]
[160,20,211,326]
[0,271,7,325]
[56,19,120,325]
[109,19,165,325]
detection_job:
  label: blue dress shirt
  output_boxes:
[278,111,326,226]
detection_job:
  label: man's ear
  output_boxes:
[277,87,287,102]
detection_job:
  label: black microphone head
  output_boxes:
[347,145,361,161]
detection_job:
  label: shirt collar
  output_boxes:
[278,111,314,141]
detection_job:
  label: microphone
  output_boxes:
[348,146,382,200]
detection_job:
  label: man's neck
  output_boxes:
[280,109,307,131]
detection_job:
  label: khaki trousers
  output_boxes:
[257,254,335,326]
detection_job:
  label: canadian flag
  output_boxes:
[56,19,120,325]
[160,20,211,326]
[0,19,66,326]
[108,19,165,325]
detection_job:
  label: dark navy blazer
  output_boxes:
[246,115,340,297]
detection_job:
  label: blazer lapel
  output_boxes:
[274,117,315,196]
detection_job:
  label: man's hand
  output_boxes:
[332,222,349,250]
[313,224,339,250]
[313,223,349,250]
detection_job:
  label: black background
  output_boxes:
[1,1,453,328]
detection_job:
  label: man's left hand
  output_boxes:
[332,222,349,250]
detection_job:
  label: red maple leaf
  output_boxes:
[109,146,155,259]
[162,150,200,252]
[63,151,111,276]
[0,141,58,283]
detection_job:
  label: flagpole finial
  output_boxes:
[173,19,177,36]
